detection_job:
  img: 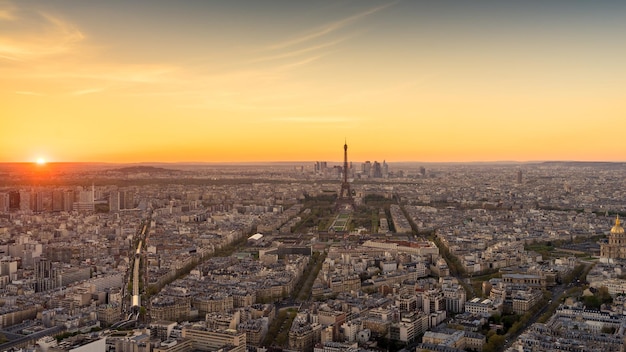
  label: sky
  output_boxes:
[2,0,626,163]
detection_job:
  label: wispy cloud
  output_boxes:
[273,116,357,123]
[15,91,44,96]
[39,12,85,44]
[71,88,104,96]
[249,37,348,64]
[275,55,325,71]
[62,64,176,84]
[1,1,396,115]
[0,10,84,61]
[241,2,395,77]
[0,0,17,21]
[9,61,179,88]
[266,2,395,51]
[0,10,13,21]
[1,1,185,100]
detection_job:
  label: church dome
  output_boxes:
[611,215,624,235]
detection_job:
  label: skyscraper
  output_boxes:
[32,191,44,212]
[74,188,95,212]
[8,191,20,211]
[372,161,382,178]
[19,190,31,212]
[0,193,8,213]
[362,161,371,177]
[120,190,135,209]
[52,190,64,212]
[110,191,120,212]
[63,190,74,212]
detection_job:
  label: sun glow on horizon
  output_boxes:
[36,157,47,165]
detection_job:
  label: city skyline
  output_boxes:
[2,0,626,163]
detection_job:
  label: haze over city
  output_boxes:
[3,2,626,348]
[2,0,626,163]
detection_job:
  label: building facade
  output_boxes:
[600,216,626,260]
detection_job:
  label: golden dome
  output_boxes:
[611,215,624,235]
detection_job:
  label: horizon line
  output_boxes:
[3,160,626,165]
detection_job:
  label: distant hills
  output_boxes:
[108,166,175,173]
[539,161,626,168]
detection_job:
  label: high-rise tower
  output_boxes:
[337,141,355,210]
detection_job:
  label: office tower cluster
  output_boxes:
[109,190,135,212]
[0,189,76,213]
[314,160,388,179]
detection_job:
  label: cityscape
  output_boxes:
[3,0,626,352]
[0,144,626,352]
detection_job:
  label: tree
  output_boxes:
[483,334,505,352]
[583,295,601,310]
[584,286,613,310]
[489,314,502,325]
[598,286,613,305]
[602,326,617,334]
[502,314,519,332]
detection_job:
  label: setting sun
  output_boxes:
[36,157,46,165]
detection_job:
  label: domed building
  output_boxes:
[600,216,626,261]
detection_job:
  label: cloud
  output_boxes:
[71,88,104,96]
[273,116,356,124]
[249,37,348,64]
[0,0,17,21]
[0,2,156,94]
[15,91,44,96]
[274,55,325,71]
[0,10,84,61]
[241,2,396,76]
[266,2,395,51]
[335,80,424,104]
[7,60,179,88]
[0,1,396,115]
[62,64,176,84]
[0,10,12,21]
[0,54,19,61]
[39,12,85,44]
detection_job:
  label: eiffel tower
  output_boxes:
[336,141,355,211]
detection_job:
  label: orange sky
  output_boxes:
[2,0,626,163]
